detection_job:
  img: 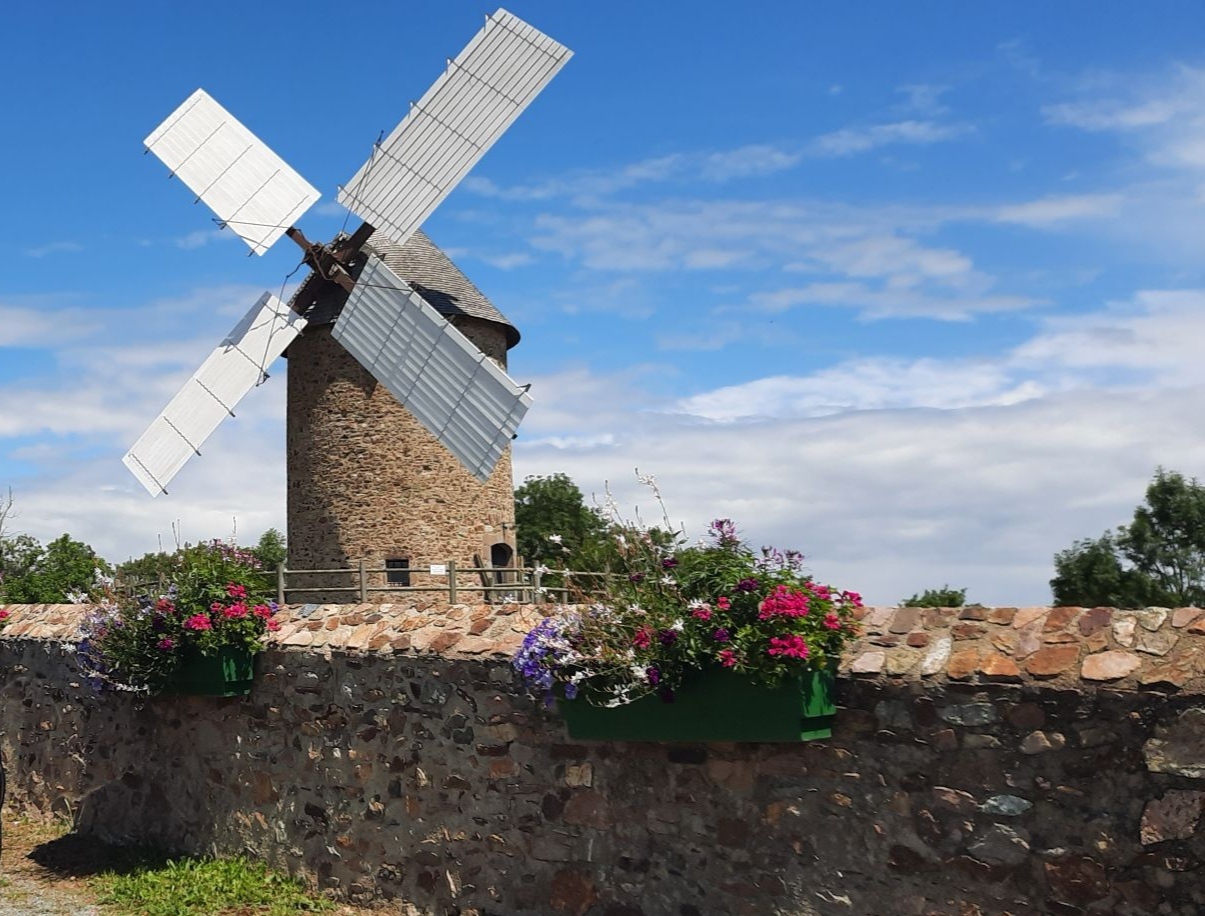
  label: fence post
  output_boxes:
[533,567,542,604]
[276,563,286,605]
[358,559,368,602]
[448,560,458,604]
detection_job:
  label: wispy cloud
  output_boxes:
[23,241,82,258]
[808,119,973,157]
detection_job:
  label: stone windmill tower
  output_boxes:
[119,11,572,600]
[285,229,523,594]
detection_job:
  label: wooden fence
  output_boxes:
[119,563,614,605]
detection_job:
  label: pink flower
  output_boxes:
[157,637,174,651]
[0,610,10,621]
[183,614,212,631]
[718,649,737,668]
[223,603,249,619]
[156,598,175,613]
[767,634,809,659]
[840,590,864,609]
[227,583,247,599]
[758,585,810,620]
[823,613,842,630]
[716,596,731,611]
[692,607,712,622]
[252,605,272,620]
[210,602,224,613]
[267,619,281,632]
[632,626,653,649]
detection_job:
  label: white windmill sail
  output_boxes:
[332,256,532,481]
[145,90,321,255]
[123,294,307,496]
[337,8,572,248]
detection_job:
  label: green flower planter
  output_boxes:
[558,667,837,743]
[171,646,257,697]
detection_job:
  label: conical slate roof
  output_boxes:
[290,228,520,348]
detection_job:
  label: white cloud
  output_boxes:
[809,120,972,157]
[23,241,82,258]
[991,194,1123,226]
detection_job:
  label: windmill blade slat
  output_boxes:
[337,8,572,248]
[145,89,321,255]
[122,293,307,496]
[332,257,532,482]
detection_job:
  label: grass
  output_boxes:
[91,855,333,916]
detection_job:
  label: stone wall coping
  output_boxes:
[4,602,1205,693]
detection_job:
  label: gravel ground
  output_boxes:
[0,819,100,916]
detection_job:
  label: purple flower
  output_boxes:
[709,518,738,545]
[564,682,579,700]
[713,628,731,643]
[629,572,646,583]
[646,667,661,686]
[157,637,174,651]
[658,628,679,646]
[661,557,678,569]
[736,577,759,592]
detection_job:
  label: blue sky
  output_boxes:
[5,1,1205,603]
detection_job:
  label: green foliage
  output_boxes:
[1052,468,1205,608]
[0,534,111,603]
[252,528,287,571]
[901,585,967,608]
[514,473,611,569]
[116,551,178,590]
[93,854,331,916]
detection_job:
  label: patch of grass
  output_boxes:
[92,855,332,916]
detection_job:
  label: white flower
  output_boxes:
[534,564,551,576]
[547,534,563,544]
[501,594,519,605]
[688,599,709,611]
[66,589,90,605]
[660,575,675,586]
[671,619,684,631]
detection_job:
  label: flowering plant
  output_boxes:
[78,540,279,693]
[514,480,862,707]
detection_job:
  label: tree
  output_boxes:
[900,585,967,608]
[514,474,611,569]
[1,534,112,603]
[252,528,287,571]
[1051,468,1205,608]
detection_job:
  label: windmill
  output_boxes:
[122,10,572,595]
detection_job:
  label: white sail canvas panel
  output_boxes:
[123,293,307,496]
[337,8,571,247]
[145,89,321,254]
[332,257,531,481]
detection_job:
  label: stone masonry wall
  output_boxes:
[4,601,1205,915]
[285,318,516,603]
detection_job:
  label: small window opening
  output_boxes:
[386,558,411,586]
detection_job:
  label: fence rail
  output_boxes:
[118,562,615,605]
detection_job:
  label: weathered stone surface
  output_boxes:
[1172,607,1204,629]
[1044,606,1079,632]
[979,653,1020,680]
[1025,645,1079,677]
[1112,616,1137,647]
[1081,650,1141,681]
[1044,857,1110,906]
[885,650,919,676]
[1136,628,1179,657]
[849,651,885,675]
[1012,607,1048,629]
[1140,791,1205,845]
[979,795,1032,816]
[890,607,921,634]
[1020,731,1066,755]
[938,703,997,727]
[947,648,980,680]
[1077,606,1112,636]
[920,637,951,676]
[1144,708,1205,778]
[967,825,1030,867]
